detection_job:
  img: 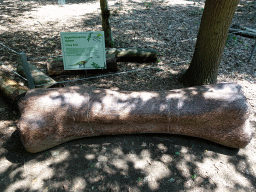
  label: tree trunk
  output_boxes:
[100,0,114,48]
[180,0,240,86]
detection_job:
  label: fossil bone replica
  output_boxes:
[17,82,252,153]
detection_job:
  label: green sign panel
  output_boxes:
[60,31,106,70]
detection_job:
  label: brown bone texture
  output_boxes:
[17,82,252,153]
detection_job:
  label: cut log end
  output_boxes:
[0,70,29,110]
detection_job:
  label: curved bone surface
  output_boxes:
[17,82,252,153]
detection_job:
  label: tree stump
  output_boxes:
[17,82,252,153]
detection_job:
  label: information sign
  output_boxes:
[60,31,106,70]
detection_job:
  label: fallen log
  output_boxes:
[0,70,29,108]
[47,53,117,76]
[47,48,157,76]
[17,82,252,153]
[229,24,256,62]
[17,62,63,88]
[229,24,256,39]
[106,48,158,62]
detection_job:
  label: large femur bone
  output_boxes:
[17,82,252,153]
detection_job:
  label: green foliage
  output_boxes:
[110,40,115,47]
[190,8,204,16]
[91,62,102,69]
[144,2,152,9]
[87,33,92,42]
[226,34,244,47]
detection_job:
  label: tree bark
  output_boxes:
[100,0,114,47]
[180,0,240,86]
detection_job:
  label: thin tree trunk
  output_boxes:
[180,0,240,86]
[100,0,114,47]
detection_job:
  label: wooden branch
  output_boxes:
[229,24,256,39]
[17,62,63,88]
[248,40,256,62]
[17,82,252,153]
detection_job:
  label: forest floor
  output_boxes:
[0,0,256,191]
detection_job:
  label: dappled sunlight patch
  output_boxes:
[160,154,173,164]
[176,159,191,178]
[0,0,255,191]
[71,177,87,191]
[6,160,54,191]
[124,148,171,190]
[97,154,108,162]
[157,143,168,152]
[85,153,96,160]
[112,146,124,156]
[50,149,70,163]
[143,161,171,190]
[22,160,54,178]
[111,158,129,170]
[23,3,100,19]
[0,157,13,174]
[63,92,85,107]
[166,0,201,6]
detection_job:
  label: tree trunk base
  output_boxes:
[17,82,252,153]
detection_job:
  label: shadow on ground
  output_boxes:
[2,129,240,191]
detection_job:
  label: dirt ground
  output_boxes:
[0,0,256,191]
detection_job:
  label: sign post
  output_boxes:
[60,32,106,70]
